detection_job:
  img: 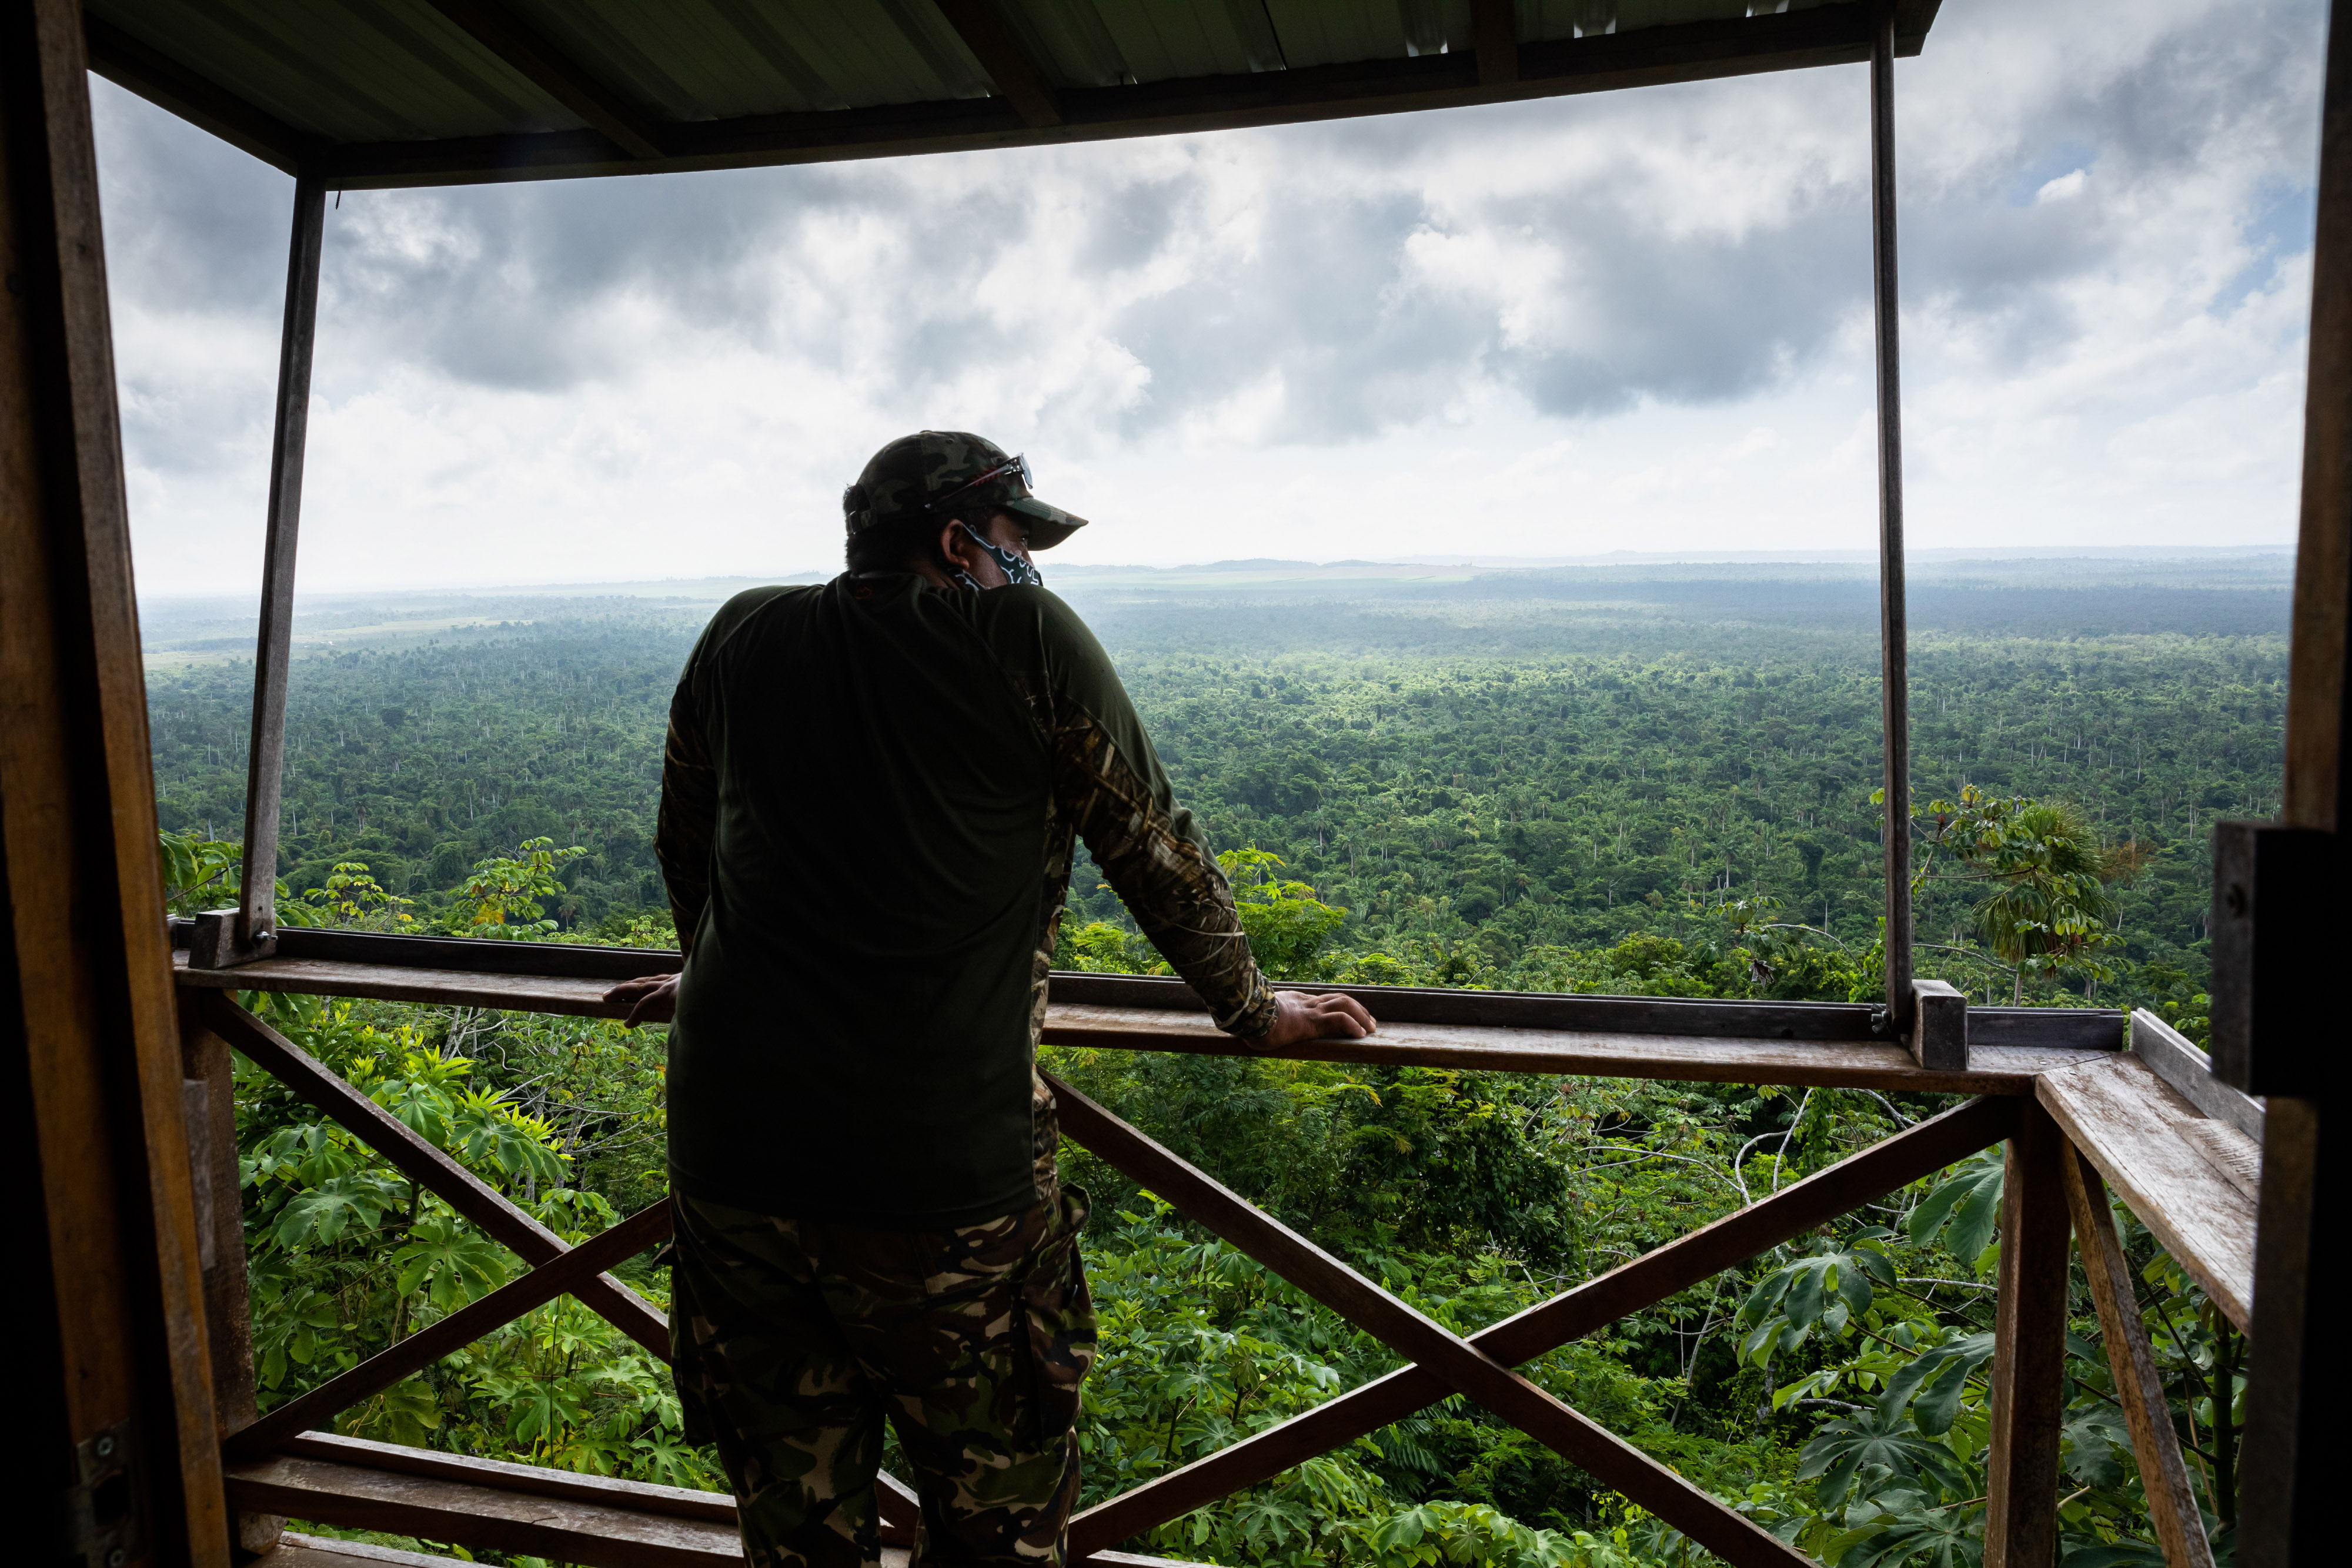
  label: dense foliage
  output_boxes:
[146,560,2268,1565]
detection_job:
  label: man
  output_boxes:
[605,430,1375,1568]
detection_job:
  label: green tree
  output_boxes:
[448,837,589,940]
[1916,788,2138,1004]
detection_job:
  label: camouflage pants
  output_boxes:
[670,1186,1097,1568]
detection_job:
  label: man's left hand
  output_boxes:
[604,973,679,1028]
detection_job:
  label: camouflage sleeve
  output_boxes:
[1001,593,1277,1038]
[1047,709,1277,1037]
[655,681,717,957]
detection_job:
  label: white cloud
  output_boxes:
[92,0,2326,597]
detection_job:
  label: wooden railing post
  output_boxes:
[1984,1098,2069,1568]
[178,1008,283,1554]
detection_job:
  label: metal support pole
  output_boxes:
[1869,3,1913,1034]
[234,175,326,957]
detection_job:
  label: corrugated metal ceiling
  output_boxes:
[83,0,1930,186]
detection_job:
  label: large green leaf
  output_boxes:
[1910,1149,2005,1265]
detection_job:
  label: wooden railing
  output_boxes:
[172,930,2254,1568]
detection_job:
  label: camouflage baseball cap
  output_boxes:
[842,431,1088,550]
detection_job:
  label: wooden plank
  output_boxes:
[2061,1150,2214,1568]
[2035,1054,2257,1331]
[226,1199,671,1460]
[279,1432,733,1523]
[422,0,666,158]
[233,924,685,980]
[233,174,326,961]
[1471,0,1518,85]
[2239,1099,2327,1568]
[2,4,229,1562]
[204,995,673,1355]
[1070,1096,2014,1548]
[1049,1074,1811,1568]
[1984,1099,2070,1568]
[933,0,1061,128]
[2132,1008,2263,1142]
[264,1534,468,1568]
[273,1432,921,1547]
[225,1455,746,1568]
[82,15,310,173]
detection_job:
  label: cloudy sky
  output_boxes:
[94,0,2324,597]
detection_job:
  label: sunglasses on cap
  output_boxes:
[921,453,1033,513]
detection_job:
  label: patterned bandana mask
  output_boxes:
[953,523,1044,591]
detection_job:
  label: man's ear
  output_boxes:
[938,520,971,570]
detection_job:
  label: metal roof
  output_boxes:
[86,0,1939,187]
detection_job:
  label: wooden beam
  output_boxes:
[420,0,664,159]
[1050,1072,1812,1567]
[2243,0,2352,1549]
[2062,1149,2215,1568]
[1983,1098,2070,1568]
[205,996,672,1356]
[230,175,325,960]
[181,1008,285,1553]
[1068,1095,2014,1550]
[268,1430,920,1549]
[225,1453,747,1568]
[82,15,311,175]
[225,1200,671,1460]
[2036,1053,2257,1331]
[2,2,229,1563]
[931,0,1062,128]
[1471,0,1519,86]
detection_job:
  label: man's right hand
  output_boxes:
[604,973,679,1028]
[1258,989,1378,1047]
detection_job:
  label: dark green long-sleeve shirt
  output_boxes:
[657,574,1275,1228]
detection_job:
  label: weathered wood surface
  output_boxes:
[179,952,625,1016]
[273,1431,918,1546]
[1984,1100,2071,1568]
[2131,1008,2264,1141]
[280,1432,733,1521]
[2062,1151,2216,1568]
[1051,1072,1812,1568]
[225,1454,747,1568]
[1049,1004,2098,1093]
[2036,1053,2259,1330]
[263,1534,470,1568]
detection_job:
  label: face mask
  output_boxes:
[953,523,1044,591]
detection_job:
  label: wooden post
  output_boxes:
[2061,1148,2214,1568]
[179,1009,283,1554]
[2239,1,2352,1563]
[233,173,326,959]
[1869,0,1913,1034]
[1,2,228,1563]
[1983,1098,2068,1568]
